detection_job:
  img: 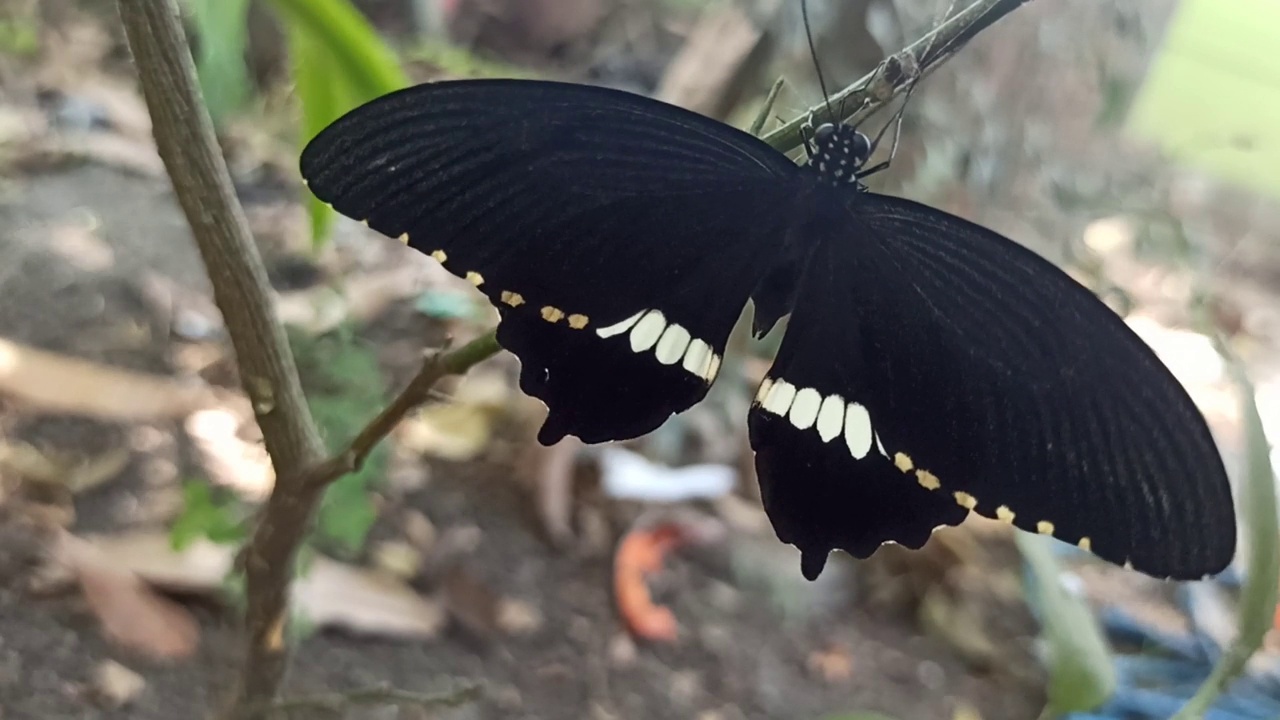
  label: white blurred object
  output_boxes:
[599,447,736,503]
[1124,315,1225,389]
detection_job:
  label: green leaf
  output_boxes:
[287,23,351,243]
[187,0,253,126]
[1017,533,1116,715]
[749,77,786,137]
[1171,339,1279,718]
[287,326,389,556]
[818,714,902,720]
[317,472,378,554]
[267,0,410,246]
[268,0,407,103]
[170,479,245,550]
[0,16,39,57]
[1093,63,1134,130]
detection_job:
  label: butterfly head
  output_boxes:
[811,123,873,186]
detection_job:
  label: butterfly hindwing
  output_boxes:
[486,189,795,443]
[301,80,800,444]
[750,192,1236,581]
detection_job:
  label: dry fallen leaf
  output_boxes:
[73,531,233,593]
[19,133,165,177]
[88,660,146,709]
[441,565,502,641]
[496,597,544,637]
[398,371,513,462]
[185,407,274,500]
[529,436,582,548]
[806,645,854,683]
[47,219,115,273]
[0,338,214,421]
[295,557,446,640]
[0,438,132,495]
[402,509,437,552]
[58,533,200,660]
[712,494,770,535]
[399,403,501,462]
[56,530,445,641]
[370,540,424,581]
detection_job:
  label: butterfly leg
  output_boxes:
[801,112,818,159]
[853,160,890,181]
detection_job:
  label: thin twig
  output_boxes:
[298,332,503,491]
[761,0,1035,155]
[267,682,483,717]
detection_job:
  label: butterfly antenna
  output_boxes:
[801,0,836,125]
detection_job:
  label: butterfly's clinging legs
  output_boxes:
[801,111,818,159]
[854,74,921,181]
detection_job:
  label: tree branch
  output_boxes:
[264,681,482,716]
[761,0,1035,155]
[116,0,331,714]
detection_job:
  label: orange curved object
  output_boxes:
[614,523,687,642]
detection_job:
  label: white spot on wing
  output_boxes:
[706,353,721,381]
[788,387,822,430]
[815,395,844,442]
[597,310,644,339]
[844,402,873,459]
[755,377,774,404]
[654,324,692,365]
[683,339,713,379]
[762,380,797,415]
[629,311,666,352]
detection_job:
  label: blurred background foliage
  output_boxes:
[0,0,1277,718]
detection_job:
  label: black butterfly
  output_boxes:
[300,78,1237,582]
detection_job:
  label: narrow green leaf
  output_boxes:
[170,479,246,550]
[317,472,378,554]
[749,77,786,137]
[1171,348,1279,718]
[1017,533,1116,715]
[287,23,351,242]
[267,0,407,104]
[268,0,409,245]
[187,0,253,126]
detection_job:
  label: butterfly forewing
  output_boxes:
[301,80,801,444]
[749,191,1236,580]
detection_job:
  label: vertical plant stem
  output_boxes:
[114,0,327,716]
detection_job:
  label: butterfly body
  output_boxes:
[301,79,1237,582]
